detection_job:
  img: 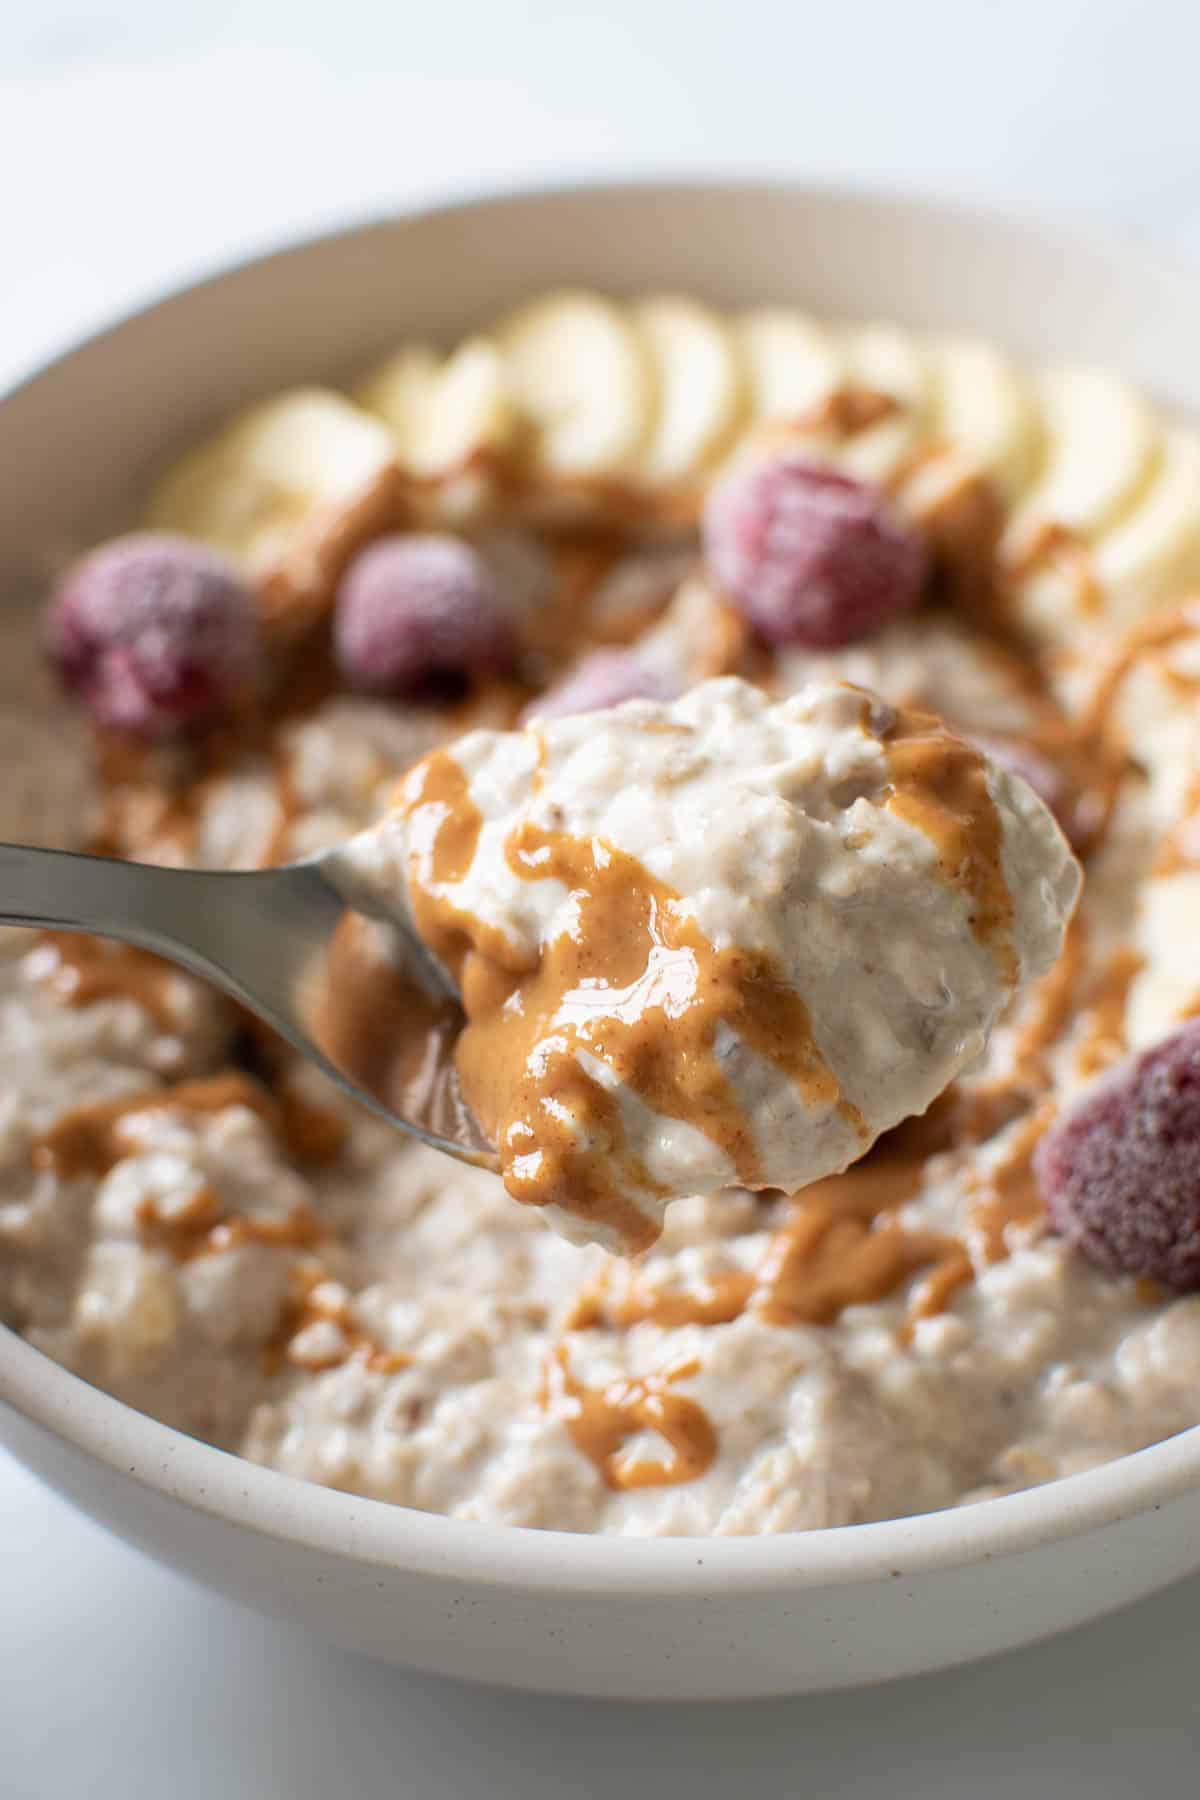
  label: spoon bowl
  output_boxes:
[0,839,493,1164]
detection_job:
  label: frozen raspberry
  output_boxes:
[334,534,517,700]
[1035,1019,1200,1289]
[45,533,258,740]
[523,649,678,722]
[702,456,927,648]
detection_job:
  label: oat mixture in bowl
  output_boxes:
[5,280,1200,1540]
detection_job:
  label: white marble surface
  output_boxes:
[5,2,1200,1793]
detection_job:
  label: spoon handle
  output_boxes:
[0,842,342,1016]
[0,841,199,942]
[0,842,486,1165]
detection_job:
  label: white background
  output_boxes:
[4,3,1200,1793]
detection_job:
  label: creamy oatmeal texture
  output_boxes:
[342,678,1078,1249]
[6,289,1200,1535]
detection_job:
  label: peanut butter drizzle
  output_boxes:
[822,386,902,437]
[135,1183,326,1262]
[1010,914,1087,1071]
[31,1072,334,1261]
[575,1102,968,1334]
[396,749,515,974]
[1037,728,1124,859]
[751,1100,968,1327]
[397,692,1053,1255]
[569,905,1120,1339]
[30,1070,331,1182]
[697,599,764,682]
[875,701,1018,987]
[71,464,1188,1442]
[895,445,1006,621]
[1078,599,1200,740]
[954,918,1088,1133]
[264,1261,410,1377]
[89,728,258,863]
[301,750,504,1150]
[1074,946,1142,1078]
[752,1150,971,1327]
[273,1081,349,1167]
[425,800,858,1249]
[747,387,902,454]
[410,388,901,537]
[307,910,469,1145]
[134,1181,224,1251]
[87,732,199,861]
[1152,774,1200,879]
[30,932,180,1032]
[543,1344,717,1490]
[595,1266,755,1332]
[396,742,862,1248]
[969,1100,1058,1261]
[458,388,895,542]
[1007,520,1105,618]
[520,535,643,662]
[950,627,1124,858]
[30,1073,276,1178]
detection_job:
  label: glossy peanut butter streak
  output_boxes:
[877,702,1017,986]
[398,748,858,1249]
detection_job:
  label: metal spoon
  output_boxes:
[0,840,494,1166]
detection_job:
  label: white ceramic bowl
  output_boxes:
[4,181,1200,1701]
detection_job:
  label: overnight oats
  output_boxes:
[339,678,1078,1248]
[4,289,1200,1535]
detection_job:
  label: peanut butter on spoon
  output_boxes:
[338,676,1081,1252]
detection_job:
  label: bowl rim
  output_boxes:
[4,171,1200,1596]
[4,169,1199,411]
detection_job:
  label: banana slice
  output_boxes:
[356,339,518,480]
[407,340,517,478]
[630,295,747,487]
[1130,869,1200,1048]
[492,291,654,478]
[1093,611,1200,817]
[1094,428,1200,626]
[1006,376,1180,642]
[1117,623,1200,1044]
[145,390,399,630]
[736,308,843,423]
[835,324,930,485]
[927,337,1040,500]
[352,345,440,450]
[1006,366,1160,552]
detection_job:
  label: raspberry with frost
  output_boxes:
[334,534,517,700]
[1035,1018,1200,1289]
[45,532,258,739]
[702,456,927,648]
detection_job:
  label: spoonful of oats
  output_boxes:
[29,524,1081,1249]
[1,668,1078,1253]
[336,675,1080,1248]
